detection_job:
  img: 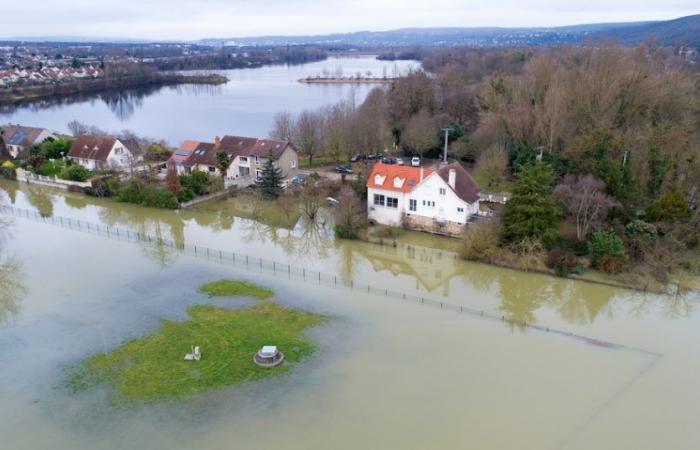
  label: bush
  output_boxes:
[625,220,656,259]
[646,191,691,222]
[460,224,501,262]
[84,178,112,197]
[59,164,92,182]
[145,187,179,209]
[180,170,210,196]
[0,163,16,180]
[177,189,195,203]
[588,230,625,272]
[115,180,178,209]
[545,248,576,277]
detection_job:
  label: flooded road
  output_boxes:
[1,179,698,450]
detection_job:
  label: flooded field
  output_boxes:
[1,179,699,450]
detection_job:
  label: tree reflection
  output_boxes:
[26,186,54,217]
[139,221,178,268]
[0,216,26,324]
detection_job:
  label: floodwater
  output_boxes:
[1,179,699,450]
[0,56,418,145]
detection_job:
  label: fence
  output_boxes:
[479,191,510,204]
[15,168,92,190]
[0,204,661,357]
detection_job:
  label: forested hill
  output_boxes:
[201,14,700,48]
[592,14,700,47]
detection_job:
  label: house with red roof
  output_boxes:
[367,161,481,236]
[67,135,144,171]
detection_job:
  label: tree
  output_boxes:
[477,144,508,190]
[588,230,625,273]
[293,110,321,166]
[270,111,294,141]
[503,163,559,242]
[214,150,231,178]
[333,186,366,239]
[42,137,73,160]
[646,190,691,222]
[553,174,617,241]
[255,152,283,199]
[165,167,181,197]
[401,109,439,156]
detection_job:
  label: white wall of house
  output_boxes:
[225,146,299,181]
[73,139,142,172]
[367,187,406,226]
[6,129,54,158]
[406,172,478,225]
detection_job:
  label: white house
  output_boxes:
[67,135,144,172]
[2,125,55,159]
[367,162,481,236]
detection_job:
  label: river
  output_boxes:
[0,180,698,450]
[0,56,418,145]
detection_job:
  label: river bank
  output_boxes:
[0,73,228,106]
[298,77,396,84]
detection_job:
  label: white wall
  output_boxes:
[367,187,405,226]
[403,173,478,225]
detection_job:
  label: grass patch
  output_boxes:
[199,279,274,298]
[69,302,325,402]
[37,160,65,177]
[298,157,336,168]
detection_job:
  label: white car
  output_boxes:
[411,156,420,167]
[396,158,404,166]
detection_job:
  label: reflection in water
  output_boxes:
[26,187,54,218]
[0,215,26,324]
[139,221,179,268]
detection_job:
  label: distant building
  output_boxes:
[168,135,299,187]
[366,162,481,236]
[1,125,55,159]
[67,135,144,171]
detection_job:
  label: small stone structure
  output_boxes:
[253,345,284,368]
[403,214,465,237]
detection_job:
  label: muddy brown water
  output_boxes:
[0,179,698,450]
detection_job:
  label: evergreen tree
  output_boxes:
[503,162,559,242]
[255,152,283,199]
[214,150,232,178]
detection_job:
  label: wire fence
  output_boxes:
[0,204,661,357]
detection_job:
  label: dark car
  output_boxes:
[350,154,365,163]
[367,153,379,160]
[381,157,398,165]
[335,165,353,174]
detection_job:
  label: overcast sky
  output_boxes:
[3,0,699,40]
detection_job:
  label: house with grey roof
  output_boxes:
[1,125,55,159]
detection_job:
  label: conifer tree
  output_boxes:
[255,151,283,199]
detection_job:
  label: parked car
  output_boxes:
[326,197,340,206]
[411,156,421,167]
[290,175,305,186]
[367,153,380,160]
[396,158,405,165]
[381,157,397,164]
[335,165,353,174]
[350,154,365,163]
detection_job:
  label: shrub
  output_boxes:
[84,178,112,197]
[460,224,501,262]
[180,170,210,196]
[646,191,691,222]
[59,164,92,182]
[545,248,576,277]
[177,189,195,203]
[625,220,656,259]
[0,164,16,180]
[145,187,179,209]
[588,230,625,272]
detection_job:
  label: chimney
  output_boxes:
[214,136,221,147]
[420,167,424,182]
[448,169,456,189]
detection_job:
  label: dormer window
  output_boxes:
[393,177,405,189]
[374,174,386,185]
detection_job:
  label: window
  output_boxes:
[439,188,446,195]
[457,207,464,213]
[409,199,417,211]
[240,156,248,163]
[423,200,435,207]
[373,194,385,206]
[387,197,398,208]
[255,168,262,178]
[208,166,216,172]
[291,160,296,169]
[255,156,260,164]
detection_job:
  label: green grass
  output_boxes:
[69,301,325,402]
[199,279,275,298]
[298,156,337,168]
[470,168,513,193]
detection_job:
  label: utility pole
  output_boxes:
[441,128,450,165]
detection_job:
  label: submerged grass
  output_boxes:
[69,301,325,402]
[198,279,275,298]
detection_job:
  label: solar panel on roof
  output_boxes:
[175,150,191,156]
[9,130,28,145]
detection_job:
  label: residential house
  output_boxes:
[166,140,200,174]
[1,125,55,159]
[67,135,144,172]
[367,162,480,236]
[169,135,299,187]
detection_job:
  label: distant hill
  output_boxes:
[591,14,700,47]
[200,14,700,48]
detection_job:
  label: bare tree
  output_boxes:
[401,109,439,157]
[293,110,321,166]
[269,111,294,141]
[554,174,618,241]
[477,144,508,190]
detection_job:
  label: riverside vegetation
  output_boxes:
[68,280,325,403]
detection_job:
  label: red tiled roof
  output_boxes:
[67,135,117,161]
[218,135,294,159]
[367,162,434,193]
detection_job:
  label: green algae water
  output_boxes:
[1,179,699,450]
